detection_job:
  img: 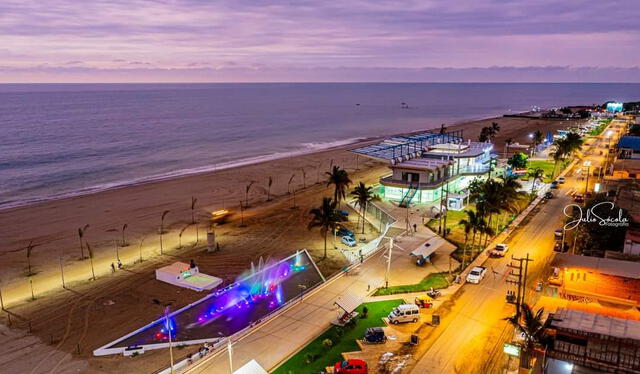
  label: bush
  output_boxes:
[361,306,369,319]
[322,338,333,350]
[305,353,315,364]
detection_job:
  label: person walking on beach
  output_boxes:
[110,263,116,273]
[117,259,123,269]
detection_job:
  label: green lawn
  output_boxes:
[372,272,450,296]
[272,299,403,374]
[526,160,557,182]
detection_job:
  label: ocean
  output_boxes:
[1,82,638,210]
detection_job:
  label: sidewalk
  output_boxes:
[184,206,455,373]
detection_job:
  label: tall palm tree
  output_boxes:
[490,122,500,138]
[531,130,544,155]
[550,141,568,178]
[244,182,254,208]
[191,196,198,224]
[350,182,378,234]
[121,223,128,247]
[25,240,35,276]
[308,197,347,259]
[78,224,90,260]
[528,168,545,195]
[326,166,352,206]
[504,137,514,159]
[86,243,96,281]
[505,303,546,369]
[458,210,476,268]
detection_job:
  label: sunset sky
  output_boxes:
[1,0,639,82]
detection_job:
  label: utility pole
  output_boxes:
[506,253,533,318]
[385,238,393,288]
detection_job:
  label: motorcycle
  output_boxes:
[426,287,441,298]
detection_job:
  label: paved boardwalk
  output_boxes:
[184,205,456,373]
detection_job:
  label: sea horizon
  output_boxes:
[1,82,638,211]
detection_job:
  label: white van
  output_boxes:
[388,304,420,324]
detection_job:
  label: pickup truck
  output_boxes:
[466,266,487,284]
[491,243,508,257]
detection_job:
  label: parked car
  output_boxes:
[491,243,509,257]
[337,226,355,238]
[544,191,554,199]
[414,295,434,308]
[466,266,487,284]
[558,177,566,184]
[363,327,386,344]
[341,236,357,247]
[334,359,368,374]
[574,194,584,203]
[554,229,564,239]
[550,181,559,189]
[388,304,420,324]
[338,210,350,217]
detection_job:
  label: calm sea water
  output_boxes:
[1,83,638,210]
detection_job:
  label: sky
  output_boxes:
[1,0,639,82]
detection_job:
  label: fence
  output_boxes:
[341,201,397,263]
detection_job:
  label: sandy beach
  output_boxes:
[0,114,582,373]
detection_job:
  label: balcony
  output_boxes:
[380,176,446,189]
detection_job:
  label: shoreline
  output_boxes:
[0,112,508,213]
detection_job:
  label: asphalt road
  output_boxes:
[410,119,627,374]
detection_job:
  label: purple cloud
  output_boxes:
[0,0,638,82]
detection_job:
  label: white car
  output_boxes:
[466,266,487,284]
[491,244,509,257]
[557,177,566,184]
[341,236,357,247]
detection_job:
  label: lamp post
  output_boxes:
[583,161,591,195]
[385,238,393,288]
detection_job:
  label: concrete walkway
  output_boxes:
[183,203,456,373]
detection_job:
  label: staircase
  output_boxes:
[399,184,418,208]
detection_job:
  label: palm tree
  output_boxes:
[458,210,476,268]
[267,176,273,201]
[504,137,514,159]
[178,224,190,249]
[244,182,254,208]
[350,182,378,234]
[77,224,90,260]
[490,122,500,138]
[191,196,198,223]
[505,303,546,369]
[308,197,347,259]
[550,141,568,178]
[531,130,544,155]
[528,168,545,195]
[121,223,128,247]
[326,166,352,207]
[86,242,96,281]
[25,240,35,276]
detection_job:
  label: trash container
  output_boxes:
[410,334,418,345]
[431,314,440,326]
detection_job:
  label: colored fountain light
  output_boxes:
[95,250,325,356]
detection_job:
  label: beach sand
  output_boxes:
[0,115,582,373]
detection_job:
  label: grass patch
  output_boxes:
[588,119,612,136]
[272,299,403,374]
[372,272,450,296]
[526,160,557,182]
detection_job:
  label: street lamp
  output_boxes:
[583,161,591,195]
